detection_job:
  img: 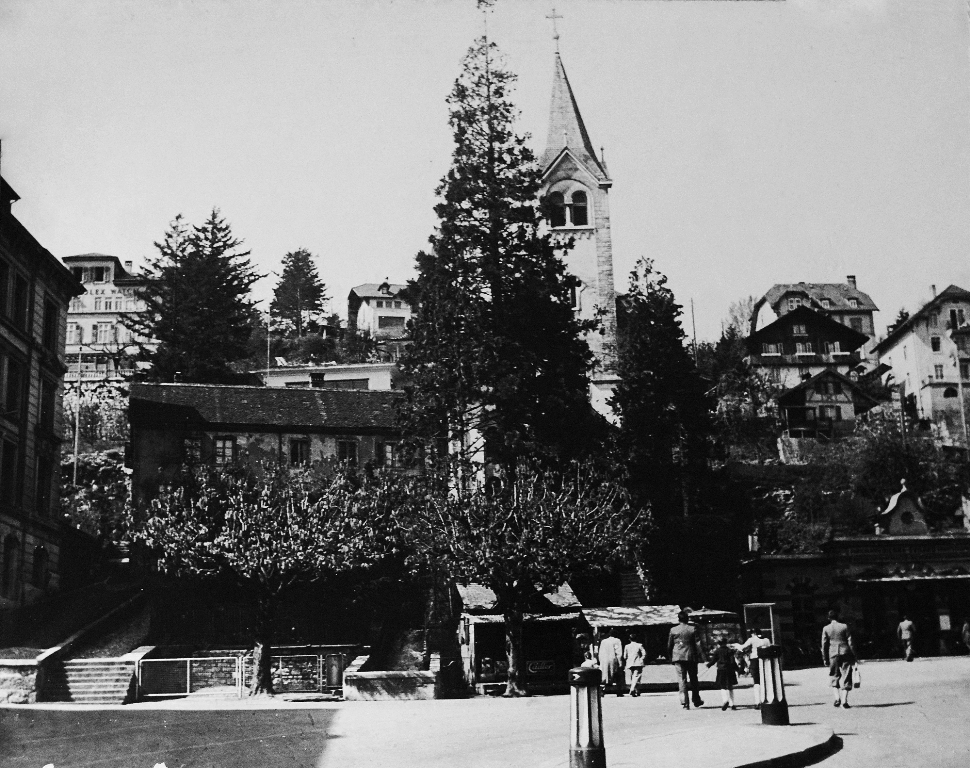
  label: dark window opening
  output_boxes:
[0,439,19,508]
[377,316,406,329]
[0,261,8,317]
[12,273,29,331]
[570,191,588,226]
[337,440,358,467]
[931,336,942,352]
[2,534,19,597]
[850,317,864,334]
[31,546,48,588]
[290,438,310,465]
[548,192,567,228]
[4,357,24,417]
[39,379,55,432]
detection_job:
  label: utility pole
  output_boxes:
[690,298,698,366]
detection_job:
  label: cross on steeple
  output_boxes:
[546,7,563,52]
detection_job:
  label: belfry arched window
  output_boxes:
[570,191,588,226]
[548,192,567,228]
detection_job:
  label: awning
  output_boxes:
[456,583,581,612]
[583,605,682,628]
[463,612,582,625]
[853,574,970,583]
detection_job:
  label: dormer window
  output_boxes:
[821,299,831,309]
[849,298,859,308]
[549,192,567,228]
[787,297,801,311]
[570,191,588,226]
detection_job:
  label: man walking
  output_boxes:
[668,610,704,709]
[624,632,646,697]
[597,628,625,697]
[822,609,859,708]
[897,615,916,661]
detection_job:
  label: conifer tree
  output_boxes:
[611,258,712,597]
[126,209,260,384]
[400,37,600,469]
[270,248,328,337]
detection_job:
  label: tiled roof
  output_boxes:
[760,282,878,313]
[130,383,402,431]
[874,285,970,354]
[540,54,610,183]
[746,304,869,349]
[349,283,408,300]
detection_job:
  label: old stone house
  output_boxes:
[128,383,403,505]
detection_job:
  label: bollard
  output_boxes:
[569,667,606,768]
[756,645,789,725]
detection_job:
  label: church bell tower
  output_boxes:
[540,50,620,405]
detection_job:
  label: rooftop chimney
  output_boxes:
[124,260,133,273]
[846,275,857,289]
[932,284,937,297]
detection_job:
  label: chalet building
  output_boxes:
[874,285,970,445]
[347,282,410,337]
[62,254,152,385]
[751,277,879,358]
[742,482,970,662]
[777,369,877,439]
[745,304,870,390]
[128,383,403,505]
[0,173,84,606]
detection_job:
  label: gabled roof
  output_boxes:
[776,368,878,409]
[754,282,878,320]
[746,305,870,350]
[540,54,610,184]
[874,285,970,355]
[348,283,408,301]
[130,383,402,432]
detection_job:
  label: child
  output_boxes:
[580,650,599,669]
[706,637,738,711]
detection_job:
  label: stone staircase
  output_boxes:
[42,659,136,704]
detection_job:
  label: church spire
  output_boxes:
[541,53,610,184]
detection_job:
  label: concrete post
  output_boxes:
[569,667,606,768]
[756,645,789,725]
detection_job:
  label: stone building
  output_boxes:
[128,383,403,505]
[0,173,84,606]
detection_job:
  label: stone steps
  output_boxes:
[43,659,136,704]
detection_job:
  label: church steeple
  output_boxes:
[541,54,610,185]
[539,49,619,393]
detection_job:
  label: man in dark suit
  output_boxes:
[668,610,705,709]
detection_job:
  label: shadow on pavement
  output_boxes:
[0,708,339,768]
[845,701,915,708]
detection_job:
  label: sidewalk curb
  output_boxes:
[732,730,839,768]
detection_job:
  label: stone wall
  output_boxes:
[0,662,39,703]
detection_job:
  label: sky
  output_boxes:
[2,0,970,342]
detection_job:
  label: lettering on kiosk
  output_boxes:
[526,660,554,675]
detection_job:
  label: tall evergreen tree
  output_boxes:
[611,258,712,597]
[400,37,600,469]
[270,248,328,337]
[125,209,259,384]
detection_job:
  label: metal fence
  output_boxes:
[137,653,347,699]
[138,656,243,698]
